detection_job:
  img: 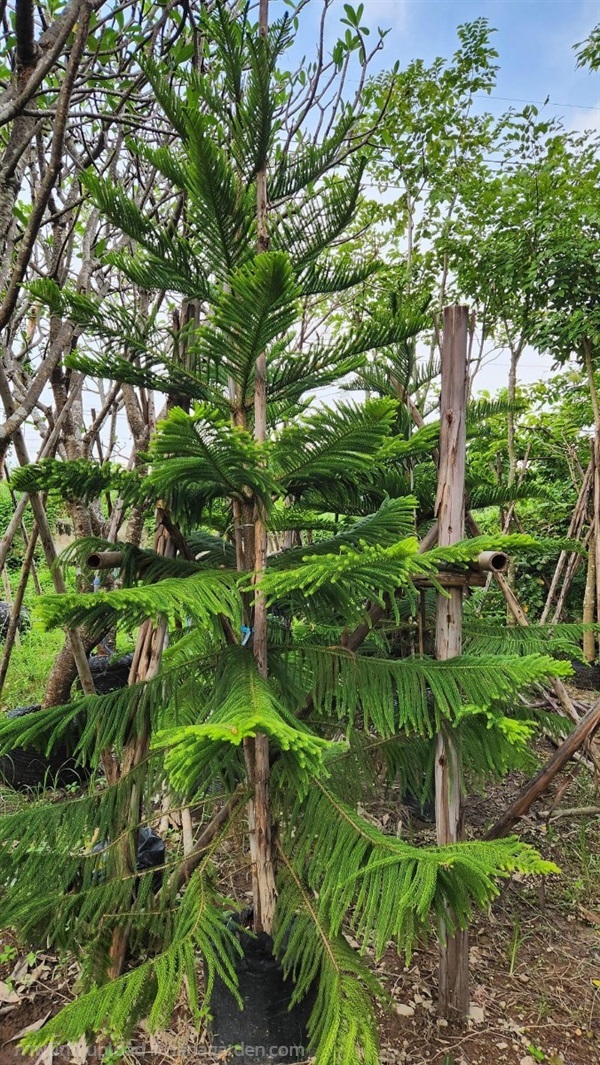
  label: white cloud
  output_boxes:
[566,104,600,136]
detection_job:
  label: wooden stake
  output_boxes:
[583,340,600,643]
[435,305,470,1020]
[246,0,277,936]
[594,435,600,645]
[583,526,596,663]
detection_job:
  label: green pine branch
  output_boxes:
[282,645,571,735]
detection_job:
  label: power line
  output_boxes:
[474,93,600,111]
[345,79,599,112]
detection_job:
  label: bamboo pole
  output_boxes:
[475,550,509,573]
[540,455,593,624]
[86,550,124,570]
[3,464,42,595]
[435,305,470,1020]
[583,527,596,662]
[583,341,600,644]
[594,434,600,645]
[550,525,591,624]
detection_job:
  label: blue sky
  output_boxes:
[276,0,600,134]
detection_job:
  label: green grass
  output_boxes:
[0,627,65,709]
[0,557,79,710]
[0,555,67,709]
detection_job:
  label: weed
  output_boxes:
[0,943,17,965]
[536,987,552,1021]
[101,1046,131,1064]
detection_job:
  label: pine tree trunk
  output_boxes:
[435,305,469,1021]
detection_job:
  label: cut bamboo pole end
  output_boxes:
[474,550,509,574]
[87,550,124,570]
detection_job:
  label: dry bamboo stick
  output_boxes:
[485,699,600,839]
[551,524,592,624]
[541,456,593,623]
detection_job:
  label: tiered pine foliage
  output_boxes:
[1,7,569,1062]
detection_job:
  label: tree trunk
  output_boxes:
[0,522,39,694]
[0,3,91,334]
[435,305,470,1021]
[0,409,96,701]
[506,343,522,490]
[107,518,174,979]
[0,0,38,271]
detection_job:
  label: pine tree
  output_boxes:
[1,6,567,1062]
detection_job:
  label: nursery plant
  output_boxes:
[0,5,569,1062]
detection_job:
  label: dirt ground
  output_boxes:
[1,712,599,1065]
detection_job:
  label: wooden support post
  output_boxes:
[583,526,597,662]
[245,0,277,937]
[594,435,600,649]
[435,305,470,1021]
